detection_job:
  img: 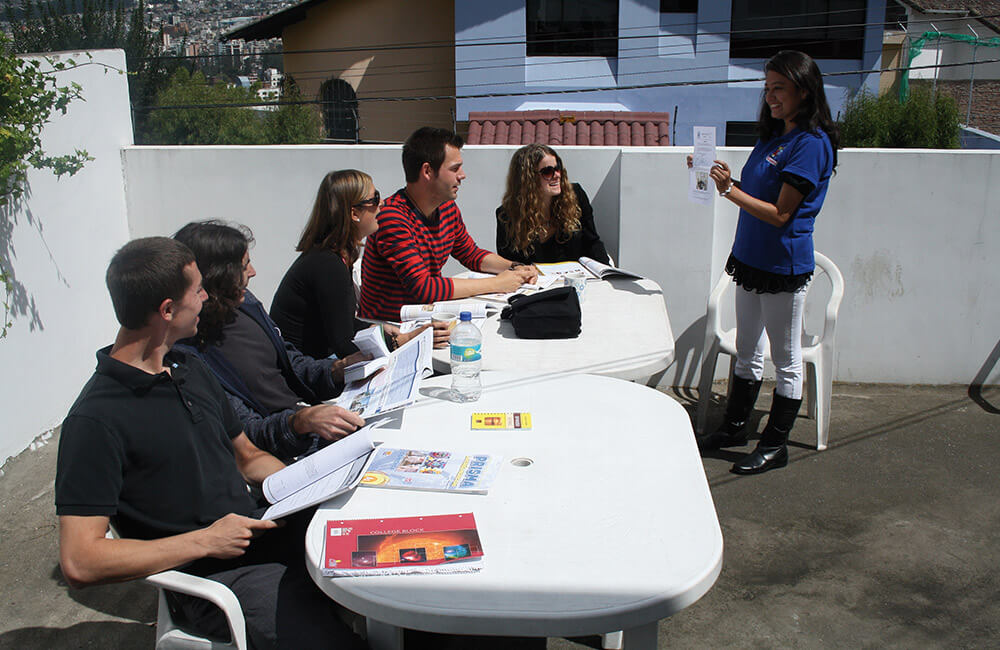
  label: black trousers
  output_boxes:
[171,511,366,650]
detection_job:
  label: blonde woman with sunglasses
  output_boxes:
[271,169,441,360]
[496,144,610,265]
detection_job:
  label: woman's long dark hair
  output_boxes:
[499,143,581,257]
[173,220,253,347]
[297,169,373,265]
[758,50,840,168]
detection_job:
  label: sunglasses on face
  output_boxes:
[536,164,562,180]
[354,190,380,208]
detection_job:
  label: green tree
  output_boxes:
[145,67,322,145]
[840,85,960,149]
[263,78,322,145]
[144,67,265,144]
[4,0,170,142]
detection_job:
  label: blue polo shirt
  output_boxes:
[731,128,833,275]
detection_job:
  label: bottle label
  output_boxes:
[450,343,481,363]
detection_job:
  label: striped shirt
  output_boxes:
[359,189,490,321]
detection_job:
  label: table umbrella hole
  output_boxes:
[510,457,533,467]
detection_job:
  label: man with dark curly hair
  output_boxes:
[174,221,367,462]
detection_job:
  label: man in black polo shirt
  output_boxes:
[55,237,363,649]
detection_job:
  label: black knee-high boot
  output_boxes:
[697,375,762,451]
[731,391,801,475]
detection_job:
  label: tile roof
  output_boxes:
[897,0,1000,32]
[467,110,671,146]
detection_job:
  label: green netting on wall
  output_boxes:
[901,31,1000,100]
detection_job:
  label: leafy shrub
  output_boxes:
[839,85,960,148]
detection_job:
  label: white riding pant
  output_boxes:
[733,284,807,400]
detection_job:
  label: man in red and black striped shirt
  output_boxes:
[359,127,537,321]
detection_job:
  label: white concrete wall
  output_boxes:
[122,144,1000,389]
[0,50,132,465]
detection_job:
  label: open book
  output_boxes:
[260,426,376,521]
[322,512,484,577]
[335,326,433,417]
[536,256,644,281]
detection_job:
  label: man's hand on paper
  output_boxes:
[396,322,450,349]
[513,264,539,284]
[198,513,279,559]
[291,404,365,441]
[492,268,529,293]
[331,351,373,383]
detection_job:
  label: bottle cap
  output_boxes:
[459,311,472,321]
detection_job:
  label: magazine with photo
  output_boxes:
[360,447,501,494]
[322,512,484,577]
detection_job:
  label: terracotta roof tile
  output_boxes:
[466,110,671,146]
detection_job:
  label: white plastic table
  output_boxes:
[430,278,675,385]
[305,372,722,650]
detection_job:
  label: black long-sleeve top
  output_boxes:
[270,248,361,360]
[495,183,610,265]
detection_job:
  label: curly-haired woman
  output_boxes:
[496,144,610,265]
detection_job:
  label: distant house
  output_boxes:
[882,0,1000,135]
[224,0,456,142]
[456,1,887,145]
[228,0,891,145]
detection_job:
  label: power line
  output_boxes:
[138,8,1000,62]
[134,56,1000,112]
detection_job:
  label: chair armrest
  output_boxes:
[145,570,247,650]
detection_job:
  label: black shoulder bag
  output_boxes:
[500,286,581,339]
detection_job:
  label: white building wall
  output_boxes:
[0,49,132,465]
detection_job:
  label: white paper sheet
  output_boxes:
[688,126,717,206]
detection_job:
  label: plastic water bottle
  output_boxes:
[450,311,482,402]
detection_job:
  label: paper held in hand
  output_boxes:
[260,426,376,521]
[535,256,643,281]
[336,326,433,417]
[688,125,717,206]
[322,512,484,577]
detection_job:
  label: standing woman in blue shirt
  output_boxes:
[697,50,838,475]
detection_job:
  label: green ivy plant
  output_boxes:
[1,33,92,337]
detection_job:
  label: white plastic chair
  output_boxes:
[106,526,248,649]
[695,251,844,450]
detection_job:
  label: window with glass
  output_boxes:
[730,0,866,60]
[661,0,697,12]
[726,121,760,146]
[526,0,619,58]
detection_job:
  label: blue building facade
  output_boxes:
[456,0,886,145]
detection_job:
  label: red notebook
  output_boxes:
[321,512,484,577]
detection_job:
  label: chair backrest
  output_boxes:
[707,251,844,345]
[810,251,844,344]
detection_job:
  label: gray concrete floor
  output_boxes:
[1,383,998,649]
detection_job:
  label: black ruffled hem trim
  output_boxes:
[725,254,812,294]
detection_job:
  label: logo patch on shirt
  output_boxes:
[766,146,785,166]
